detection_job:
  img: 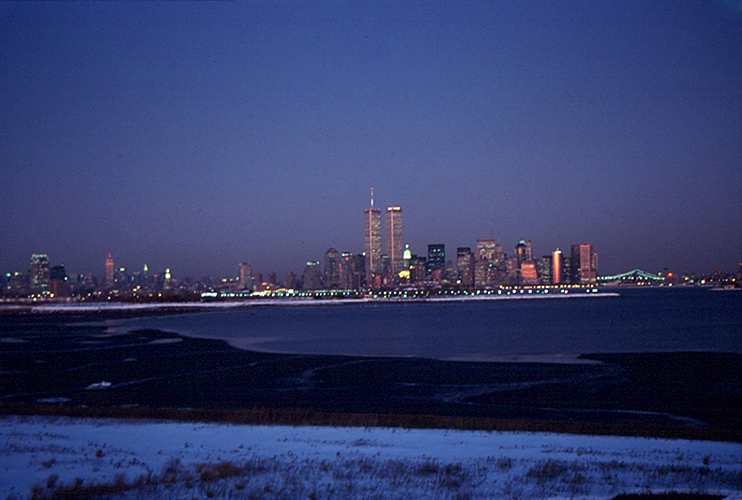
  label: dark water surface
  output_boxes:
[110,288,741,361]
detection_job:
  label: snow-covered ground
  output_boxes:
[1,416,739,499]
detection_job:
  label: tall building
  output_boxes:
[570,243,597,284]
[363,190,382,286]
[238,262,253,292]
[474,239,497,288]
[105,252,114,286]
[540,255,554,285]
[48,264,70,297]
[302,261,323,290]
[409,255,427,283]
[339,252,355,290]
[552,249,563,284]
[385,206,404,279]
[456,247,474,287]
[284,271,297,290]
[403,244,412,270]
[514,240,533,265]
[324,248,341,289]
[29,254,50,292]
[426,244,445,276]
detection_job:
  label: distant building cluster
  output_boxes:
[2,193,741,300]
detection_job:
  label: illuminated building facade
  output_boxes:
[457,247,474,287]
[552,249,563,284]
[238,262,253,292]
[570,243,597,284]
[426,244,445,276]
[363,191,382,286]
[385,206,404,279]
[302,261,323,290]
[105,252,114,287]
[324,248,341,289]
[474,239,496,288]
[29,254,50,292]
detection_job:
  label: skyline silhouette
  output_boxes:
[1,2,740,277]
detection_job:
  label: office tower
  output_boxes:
[540,256,554,285]
[403,244,412,269]
[339,252,355,290]
[29,254,50,292]
[385,206,404,279]
[475,239,496,261]
[514,240,533,265]
[105,252,114,286]
[284,271,297,290]
[49,264,70,298]
[409,255,427,283]
[520,261,539,284]
[302,261,323,290]
[474,239,496,288]
[552,249,563,284]
[570,243,597,284]
[363,190,382,286]
[353,253,366,289]
[324,248,341,289]
[457,247,474,287]
[238,262,253,292]
[427,244,445,276]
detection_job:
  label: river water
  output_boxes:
[109,287,741,362]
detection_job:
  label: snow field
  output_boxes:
[0,415,739,499]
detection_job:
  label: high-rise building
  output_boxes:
[552,249,563,284]
[363,190,382,286]
[324,248,341,289]
[540,255,554,285]
[570,243,597,284]
[403,244,412,270]
[302,261,323,290]
[339,252,355,290]
[474,239,497,288]
[409,255,427,283]
[105,252,114,286]
[385,206,403,279]
[238,262,253,292]
[49,264,70,298]
[284,271,297,290]
[457,247,474,287]
[427,244,445,276]
[29,254,50,292]
[514,240,533,265]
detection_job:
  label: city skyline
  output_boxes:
[1,2,740,278]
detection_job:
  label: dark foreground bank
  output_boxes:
[0,314,739,441]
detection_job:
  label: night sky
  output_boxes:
[2,1,740,280]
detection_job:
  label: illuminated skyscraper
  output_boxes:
[324,248,341,289]
[105,252,114,286]
[570,243,597,284]
[302,261,323,290]
[385,206,404,279]
[457,247,474,287]
[29,254,50,291]
[427,244,445,276]
[363,189,382,285]
[474,239,496,288]
[552,249,563,284]
[238,262,253,292]
[514,240,533,265]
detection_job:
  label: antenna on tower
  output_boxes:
[370,187,374,208]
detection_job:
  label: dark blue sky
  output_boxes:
[1,1,740,279]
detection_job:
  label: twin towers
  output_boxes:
[363,189,403,286]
